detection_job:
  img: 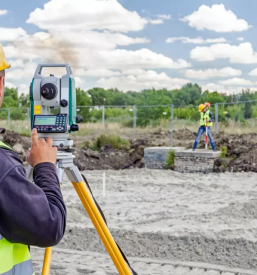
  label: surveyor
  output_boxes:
[192,103,217,151]
[0,44,66,274]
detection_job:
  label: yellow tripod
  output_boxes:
[27,151,135,275]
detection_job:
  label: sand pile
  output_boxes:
[32,170,257,274]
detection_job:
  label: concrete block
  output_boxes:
[175,149,221,158]
[144,147,185,169]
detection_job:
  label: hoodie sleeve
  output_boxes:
[209,111,215,122]
[0,149,66,247]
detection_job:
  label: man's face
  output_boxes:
[0,70,5,108]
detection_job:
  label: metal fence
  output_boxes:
[2,100,257,144]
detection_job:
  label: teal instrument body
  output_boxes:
[30,64,77,134]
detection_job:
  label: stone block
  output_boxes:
[174,149,220,174]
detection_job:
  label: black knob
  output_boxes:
[70,124,79,132]
[60,100,68,107]
[76,115,83,123]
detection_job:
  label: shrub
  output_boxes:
[122,118,151,128]
[166,150,175,169]
[221,146,227,159]
[93,134,130,151]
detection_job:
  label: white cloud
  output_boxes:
[181,4,250,33]
[190,43,257,64]
[18,84,30,95]
[158,14,171,20]
[6,61,37,80]
[27,0,148,33]
[96,48,191,70]
[98,70,189,91]
[75,69,121,78]
[74,77,84,85]
[149,19,164,25]
[185,67,242,79]
[0,10,7,16]
[249,68,257,76]
[3,0,192,93]
[237,37,244,41]
[5,82,16,89]
[122,69,145,75]
[219,77,257,86]
[0,27,27,42]
[166,36,228,44]
[202,83,256,94]
[9,59,25,68]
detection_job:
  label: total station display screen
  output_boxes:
[35,116,56,125]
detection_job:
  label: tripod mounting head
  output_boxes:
[30,64,83,147]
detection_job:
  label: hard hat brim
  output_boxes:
[0,63,11,71]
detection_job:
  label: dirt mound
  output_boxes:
[1,130,30,163]
[74,145,144,171]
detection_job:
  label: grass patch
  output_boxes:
[221,146,227,159]
[92,134,130,151]
[166,150,175,169]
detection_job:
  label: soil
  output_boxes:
[2,128,257,173]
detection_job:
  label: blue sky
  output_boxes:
[1,0,257,94]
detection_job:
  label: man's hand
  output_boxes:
[27,129,57,167]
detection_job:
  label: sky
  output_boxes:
[1,0,257,95]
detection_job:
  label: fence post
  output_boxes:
[7,108,10,125]
[102,105,105,130]
[133,105,137,134]
[215,103,218,133]
[170,104,174,147]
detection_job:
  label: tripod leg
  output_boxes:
[72,180,132,275]
[41,247,53,275]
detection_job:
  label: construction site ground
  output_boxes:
[3,128,257,172]
[31,170,257,274]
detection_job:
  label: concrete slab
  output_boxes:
[175,149,221,159]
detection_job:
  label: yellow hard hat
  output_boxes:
[198,104,206,112]
[0,44,11,71]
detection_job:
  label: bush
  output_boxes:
[93,134,130,151]
[10,109,26,120]
[221,146,227,158]
[166,150,175,169]
[122,118,151,128]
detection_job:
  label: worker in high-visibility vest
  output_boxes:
[192,104,217,151]
[0,44,66,275]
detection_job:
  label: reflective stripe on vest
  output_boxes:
[200,110,213,127]
[0,141,12,151]
[0,142,34,275]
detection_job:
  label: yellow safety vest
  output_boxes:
[0,141,34,275]
[200,110,213,127]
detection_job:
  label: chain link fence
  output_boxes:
[2,100,257,142]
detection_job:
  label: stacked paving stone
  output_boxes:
[175,149,221,173]
[144,147,185,169]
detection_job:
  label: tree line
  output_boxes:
[1,83,257,126]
